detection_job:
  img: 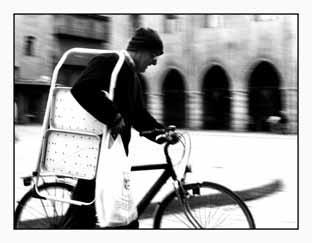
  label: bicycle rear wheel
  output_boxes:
[14,182,74,229]
[153,182,255,229]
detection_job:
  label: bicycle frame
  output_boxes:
[22,142,184,220]
[131,163,172,217]
[131,142,201,228]
[131,142,186,217]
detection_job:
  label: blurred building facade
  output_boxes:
[14,14,110,123]
[14,14,298,134]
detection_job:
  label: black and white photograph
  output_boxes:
[3,0,310,242]
[13,13,298,230]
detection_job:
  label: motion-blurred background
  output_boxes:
[14,14,297,134]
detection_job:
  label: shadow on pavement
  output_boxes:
[140,179,283,219]
[234,179,283,202]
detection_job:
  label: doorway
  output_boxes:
[202,65,231,130]
[162,69,186,128]
[248,61,283,132]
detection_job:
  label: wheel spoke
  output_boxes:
[155,182,254,228]
[15,182,73,229]
[39,196,55,225]
[165,211,195,228]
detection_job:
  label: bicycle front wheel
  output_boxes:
[153,182,255,229]
[14,182,74,229]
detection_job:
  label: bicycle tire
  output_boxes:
[153,181,256,229]
[14,182,74,229]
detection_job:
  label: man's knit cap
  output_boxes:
[127,27,163,56]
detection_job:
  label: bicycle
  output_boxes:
[14,48,255,229]
[15,126,256,229]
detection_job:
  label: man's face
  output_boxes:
[135,51,158,73]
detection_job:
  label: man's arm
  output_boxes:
[131,77,166,142]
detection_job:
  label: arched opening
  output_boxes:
[162,69,186,128]
[248,61,284,132]
[202,65,231,130]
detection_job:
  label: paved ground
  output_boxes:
[14,124,298,228]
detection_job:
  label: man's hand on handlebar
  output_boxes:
[155,132,179,145]
[140,125,179,145]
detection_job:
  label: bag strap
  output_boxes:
[102,51,126,145]
[107,51,126,101]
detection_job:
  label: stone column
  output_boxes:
[187,91,203,129]
[284,87,297,134]
[231,90,249,132]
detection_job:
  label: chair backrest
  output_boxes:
[42,129,101,180]
[50,87,105,134]
[38,87,105,180]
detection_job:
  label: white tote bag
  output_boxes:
[95,132,138,227]
[94,51,137,227]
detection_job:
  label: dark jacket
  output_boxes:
[71,52,164,155]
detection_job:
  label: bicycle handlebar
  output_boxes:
[139,125,176,136]
[139,125,192,180]
[139,128,166,136]
[140,125,179,145]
